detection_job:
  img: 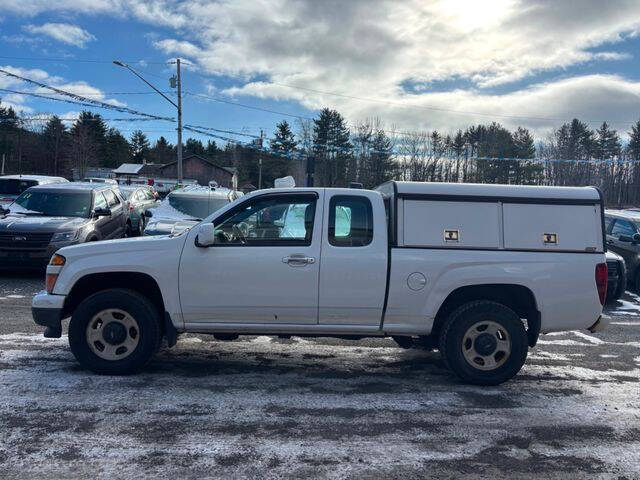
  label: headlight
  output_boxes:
[51,230,80,243]
[46,254,66,293]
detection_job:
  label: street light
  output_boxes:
[113,59,183,184]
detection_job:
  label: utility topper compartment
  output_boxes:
[395,193,603,252]
[403,200,501,248]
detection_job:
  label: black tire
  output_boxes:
[634,270,640,294]
[124,221,133,238]
[438,300,528,385]
[68,288,161,375]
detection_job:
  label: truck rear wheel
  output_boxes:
[68,288,161,375]
[438,301,528,385]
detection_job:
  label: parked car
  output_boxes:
[144,185,241,236]
[604,209,640,291]
[605,250,626,303]
[118,185,159,237]
[0,182,127,268]
[81,177,118,185]
[0,175,68,208]
[33,182,608,385]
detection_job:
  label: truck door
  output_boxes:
[318,192,388,326]
[179,191,323,324]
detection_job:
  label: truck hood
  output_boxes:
[57,232,185,259]
[0,214,89,233]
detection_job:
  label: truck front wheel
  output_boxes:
[438,301,528,385]
[68,289,161,375]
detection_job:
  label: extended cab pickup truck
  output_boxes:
[32,182,609,385]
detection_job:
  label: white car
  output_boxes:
[32,181,608,385]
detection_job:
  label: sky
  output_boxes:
[1,0,640,147]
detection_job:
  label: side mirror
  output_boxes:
[144,210,153,218]
[633,233,640,243]
[93,207,112,217]
[195,223,216,247]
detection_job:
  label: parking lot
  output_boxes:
[0,273,638,479]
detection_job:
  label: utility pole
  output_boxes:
[258,129,264,189]
[176,58,183,185]
[113,58,183,184]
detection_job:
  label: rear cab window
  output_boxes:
[0,179,37,196]
[328,196,373,247]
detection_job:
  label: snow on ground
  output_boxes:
[0,326,638,479]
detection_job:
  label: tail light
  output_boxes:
[595,263,608,306]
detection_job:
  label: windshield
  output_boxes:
[119,188,135,200]
[0,179,38,196]
[168,193,229,218]
[13,190,92,217]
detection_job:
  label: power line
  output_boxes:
[184,124,261,139]
[0,69,175,122]
[0,55,171,65]
[184,91,313,120]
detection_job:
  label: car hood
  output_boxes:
[0,214,89,232]
[144,217,199,236]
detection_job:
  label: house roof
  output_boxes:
[159,154,235,175]
[113,163,145,175]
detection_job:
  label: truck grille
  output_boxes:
[606,260,618,278]
[0,232,53,249]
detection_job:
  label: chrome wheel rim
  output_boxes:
[85,308,140,361]
[462,320,511,371]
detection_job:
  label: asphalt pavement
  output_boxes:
[0,273,638,479]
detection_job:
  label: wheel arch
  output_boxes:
[431,283,540,347]
[63,272,166,324]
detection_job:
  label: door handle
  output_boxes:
[282,254,315,266]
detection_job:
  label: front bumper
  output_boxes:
[32,290,66,338]
[0,242,76,269]
[588,315,610,333]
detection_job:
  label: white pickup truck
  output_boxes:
[32,181,609,385]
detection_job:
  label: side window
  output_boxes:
[328,196,373,247]
[104,190,120,207]
[93,192,108,210]
[604,216,614,233]
[214,195,316,246]
[611,219,636,237]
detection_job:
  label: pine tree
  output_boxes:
[267,120,297,183]
[70,111,108,176]
[312,108,352,186]
[185,138,205,156]
[148,136,174,164]
[104,128,131,168]
[205,140,218,157]
[42,116,67,175]
[130,130,150,163]
[512,126,540,184]
[368,128,395,188]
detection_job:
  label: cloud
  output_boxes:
[23,23,96,48]
[1,66,127,114]
[2,0,640,135]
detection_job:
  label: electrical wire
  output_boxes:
[0,69,175,122]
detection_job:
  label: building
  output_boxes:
[157,154,237,189]
[112,163,162,182]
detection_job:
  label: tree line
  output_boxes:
[2,100,640,205]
